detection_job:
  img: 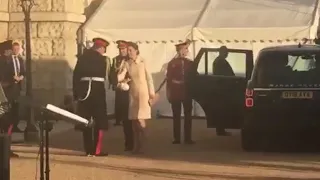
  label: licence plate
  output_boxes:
[282,91,313,99]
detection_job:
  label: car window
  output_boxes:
[287,55,315,71]
[197,51,246,77]
[254,51,320,87]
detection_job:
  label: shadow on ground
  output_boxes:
[13,119,320,177]
[16,155,320,180]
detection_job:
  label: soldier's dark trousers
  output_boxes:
[123,120,133,150]
[115,90,127,125]
[115,90,133,150]
[171,99,193,142]
[77,84,107,155]
[82,124,102,155]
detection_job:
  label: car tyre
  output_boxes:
[241,128,261,152]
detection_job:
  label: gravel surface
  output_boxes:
[11,119,320,180]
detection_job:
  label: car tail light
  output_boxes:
[245,89,254,97]
[245,98,254,107]
[245,88,254,107]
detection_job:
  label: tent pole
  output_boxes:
[190,0,211,117]
[309,0,320,40]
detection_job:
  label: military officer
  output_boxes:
[166,39,194,144]
[0,40,20,158]
[109,40,128,126]
[109,40,134,151]
[73,37,109,157]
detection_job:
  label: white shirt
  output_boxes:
[12,55,20,76]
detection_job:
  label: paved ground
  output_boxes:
[11,119,320,180]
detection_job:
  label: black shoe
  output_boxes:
[94,152,109,157]
[10,151,19,158]
[172,140,181,144]
[184,140,195,145]
[124,147,133,151]
[84,152,93,157]
[12,126,24,133]
[114,122,122,126]
[216,131,232,136]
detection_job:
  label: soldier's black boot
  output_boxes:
[114,120,122,126]
[172,140,181,144]
[10,151,19,158]
[216,128,232,136]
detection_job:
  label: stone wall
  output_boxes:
[1,0,86,105]
[0,0,9,41]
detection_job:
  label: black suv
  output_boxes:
[242,44,320,151]
[187,45,320,152]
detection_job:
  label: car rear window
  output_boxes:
[254,50,320,88]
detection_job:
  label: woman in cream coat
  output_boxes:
[118,42,155,154]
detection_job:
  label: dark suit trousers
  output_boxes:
[3,84,21,128]
[171,99,193,141]
[11,102,19,127]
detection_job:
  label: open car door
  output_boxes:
[186,48,254,129]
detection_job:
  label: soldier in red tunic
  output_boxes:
[166,40,194,144]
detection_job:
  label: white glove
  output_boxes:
[117,82,130,91]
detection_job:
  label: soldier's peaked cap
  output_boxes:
[175,39,192,48]
[92,37,109,47]
[0,40,13,51]
[116,40,128,49]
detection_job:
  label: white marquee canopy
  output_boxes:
[82,0,320,117]
[84,0,319,42]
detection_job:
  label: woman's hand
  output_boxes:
[149,93,155,100]
[148,93,158,106]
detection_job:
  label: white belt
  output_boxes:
[80,77,105,82]
[78,77,105,101]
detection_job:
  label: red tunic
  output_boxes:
[166,57,193,102]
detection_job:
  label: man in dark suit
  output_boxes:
[73,37,109,157]
[212,46,234,136]
[10,42,25,133]
[0,41,25,134]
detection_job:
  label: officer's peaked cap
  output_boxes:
[92,37,109,48]
[175,39,192,48]
[116,40,128,49]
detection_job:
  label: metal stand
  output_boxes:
[39,111,50,180]
[21,0,38,144]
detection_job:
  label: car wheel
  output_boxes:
[241,128,261,152]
